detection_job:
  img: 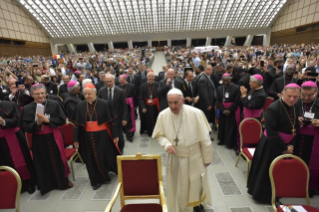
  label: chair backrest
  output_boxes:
[269,155,310,210]
[263,97,274,119]
[59,123,75,146]
[25,132,32,149]
[118,153,162,197]
[0,166,21,211]
[239,118,262,147]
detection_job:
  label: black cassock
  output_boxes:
[12,90,33,108]
[71,99,120,186]
[216,84,241,149]
[241,88,267,121]
[63,93,81,118]
[118,83,137,140]
[18,100,69,195]
[139,82,160,136]
[295,98,319,191]
[247,99,300,202]
[268,77,298,100]
[0,101,35,192]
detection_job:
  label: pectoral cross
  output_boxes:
[174,136,179,146]
[292,128,296,136]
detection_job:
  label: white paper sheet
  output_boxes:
[280,205,308,212]
[248,148,255,156]
[35,104,44,121]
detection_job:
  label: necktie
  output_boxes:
[108,88,113,104]
[131,75,134,83]
[189,82,193,96]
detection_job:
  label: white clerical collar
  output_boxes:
[255,86,263,90]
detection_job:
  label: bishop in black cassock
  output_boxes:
[247,84,301,203]
[118,75,137,142]
[216,74,241,150]
[18,84,72,195]
[139,72,160,136]
[0,100,36,194]
[62,81,81,118]
[295,81,319,196]
[72,84,120,190]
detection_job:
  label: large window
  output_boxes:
[172,39,186,46]
[75,44,89,52]
[191,39,206,46]
[159,41,168,46]
[251,36,264,46]
[113,42,128,49]
[234,37,247,46]
[133,41,148,48]
[94,44,108,51]
[211,38,226,46]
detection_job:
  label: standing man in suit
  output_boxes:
[95,71,106,93]
[158,66,167,81]
[98,74,128,153]
[181,70,199,106]
[58,75,70,95]
[157,69,183,111]
[197,65,216,128]
[127,67,141,93]
[41,75,57,95]
[136,64,148,81]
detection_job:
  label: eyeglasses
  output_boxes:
[33,92,46,96]
[301,93,317,98]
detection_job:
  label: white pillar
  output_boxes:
[50,40,58,55]
[67,44,76,53]
[128,40,133,49]
[87,42,96,53]
[108,41,114,51]
[205,37,211,46]
[167,39,171,47]
[147,39,152,47]
[243,35,254,46]
[263,28,271,46]
[224,36,233,47]
[186,37,192,48]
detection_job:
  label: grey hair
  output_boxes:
[82,79,92,87]
[308,60,315,66]
[67,82,79,92]
[31,84,46,94]
[283,87,300,93]
[99,71,106,76]
[106,74,115,79]
[147,72,154,77]
[250,76,263,86]
[301,86,318,92]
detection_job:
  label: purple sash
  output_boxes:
[125,97,136,132]
[263,130,295,144]
[0,127,30,180]
[34,126,70,177]
[299,126,319,190]
[243,107,263,119]
[19,106,23,110]
[222,102,241,150]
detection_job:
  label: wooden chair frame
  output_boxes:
[105,153,167,212]
[0,166,22,212]
[235,118,262,182]
[269,154,311,212]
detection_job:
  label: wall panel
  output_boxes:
[0,40,51,57]
[270,28,319,45]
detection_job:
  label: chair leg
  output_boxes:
[235,152,241,167]
[70,159,75,181]
[77,152,84,165]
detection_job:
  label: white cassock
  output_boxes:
[152,105,213,212]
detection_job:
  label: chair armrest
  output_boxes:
[104,182,122,212]
[159,181,167,212]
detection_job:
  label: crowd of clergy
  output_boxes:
[0,43,319,211]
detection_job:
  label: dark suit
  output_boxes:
[98,86,128,153]
[181,79,198,106]
[136,70,147,81]
[157,79,183,111]
[0,85,10,100]
[95,81,106,93]
[127,74,141,94]
[197,73,215,122]
[58,84,68,95]
[45,81,58,95]
[158,71,165,81]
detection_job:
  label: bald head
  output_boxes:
[166,68,175,80]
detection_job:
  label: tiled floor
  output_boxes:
[4,52,319,212]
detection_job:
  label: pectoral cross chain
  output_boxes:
[292,128,296,136]
[174,136,179,146]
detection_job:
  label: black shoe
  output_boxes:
[309,189,316,198]
[193,204,205,212]
[235,150,240,156]
[28,186,36,194]
[210,137,214,141]
[233,145,238,152]
[275,200,282,208]
[127,137,133,142]
[217,141,224,145]
[93,183,102,190]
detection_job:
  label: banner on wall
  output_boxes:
[193,46,221,53]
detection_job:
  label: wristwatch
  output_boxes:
[2,120,6,126]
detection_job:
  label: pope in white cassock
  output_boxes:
[152,88,213,212]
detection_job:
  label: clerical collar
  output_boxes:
[255,86,263,91]
[281,97,291,108]
[88,98,97,105]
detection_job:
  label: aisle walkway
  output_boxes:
[5,54,319,212]
[151,51,167,75]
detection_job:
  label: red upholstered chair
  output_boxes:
[261,97,274,125]
[105,153,167,212]
[59,123,84,181]
[235,118,262,181]
[269,154,319,212]
[25,132,33,159]
[0,166,22,212]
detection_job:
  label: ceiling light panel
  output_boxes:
[19,0,286,38]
